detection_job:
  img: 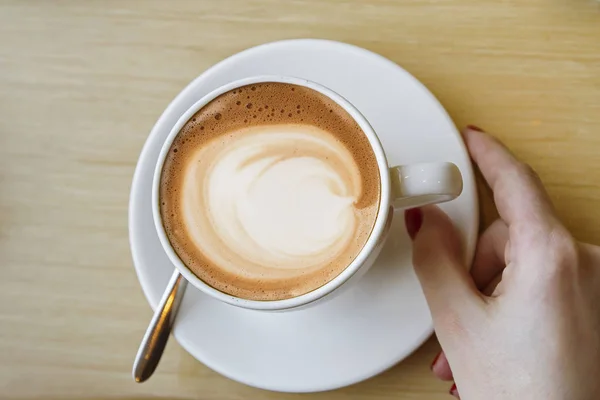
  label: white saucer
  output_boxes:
[129,39,478,393]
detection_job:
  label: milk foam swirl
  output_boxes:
[181,124,363,277]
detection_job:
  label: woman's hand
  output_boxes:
[405,127,600,399]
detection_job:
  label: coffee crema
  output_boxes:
[159,82,380,301]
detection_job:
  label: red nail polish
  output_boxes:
[449,383,459,398]
[466,124,484,132]
[430,352,441,371]
[404,208,423,240]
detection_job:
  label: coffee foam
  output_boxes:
[160,82,380,301]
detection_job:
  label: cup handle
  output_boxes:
[389,162,463,209]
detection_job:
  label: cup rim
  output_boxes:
[152,75,392,311]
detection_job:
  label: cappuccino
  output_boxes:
[159,82,380,301]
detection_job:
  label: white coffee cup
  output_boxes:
[152,76,462,311]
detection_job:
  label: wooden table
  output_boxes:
[1,1,599,398]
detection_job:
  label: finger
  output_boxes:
[483,272,504,297]
[470,219,509,291]
[463,127,558,231]
[407,206,484,332]
[431,351,454,381]
[450,383,460,398]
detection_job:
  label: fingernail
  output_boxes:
[404,208,423,240]
[466,124,484,132]
[449,383,459,398]
[430,352,441,371]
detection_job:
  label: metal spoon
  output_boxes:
[132,269,187,382]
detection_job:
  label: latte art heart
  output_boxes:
[159,82,380,300]
[184,126,361,273]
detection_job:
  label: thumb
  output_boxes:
[405,205,482,331]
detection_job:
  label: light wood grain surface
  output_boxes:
[1,1,599,399]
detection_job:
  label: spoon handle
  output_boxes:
[132,269,187,382]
